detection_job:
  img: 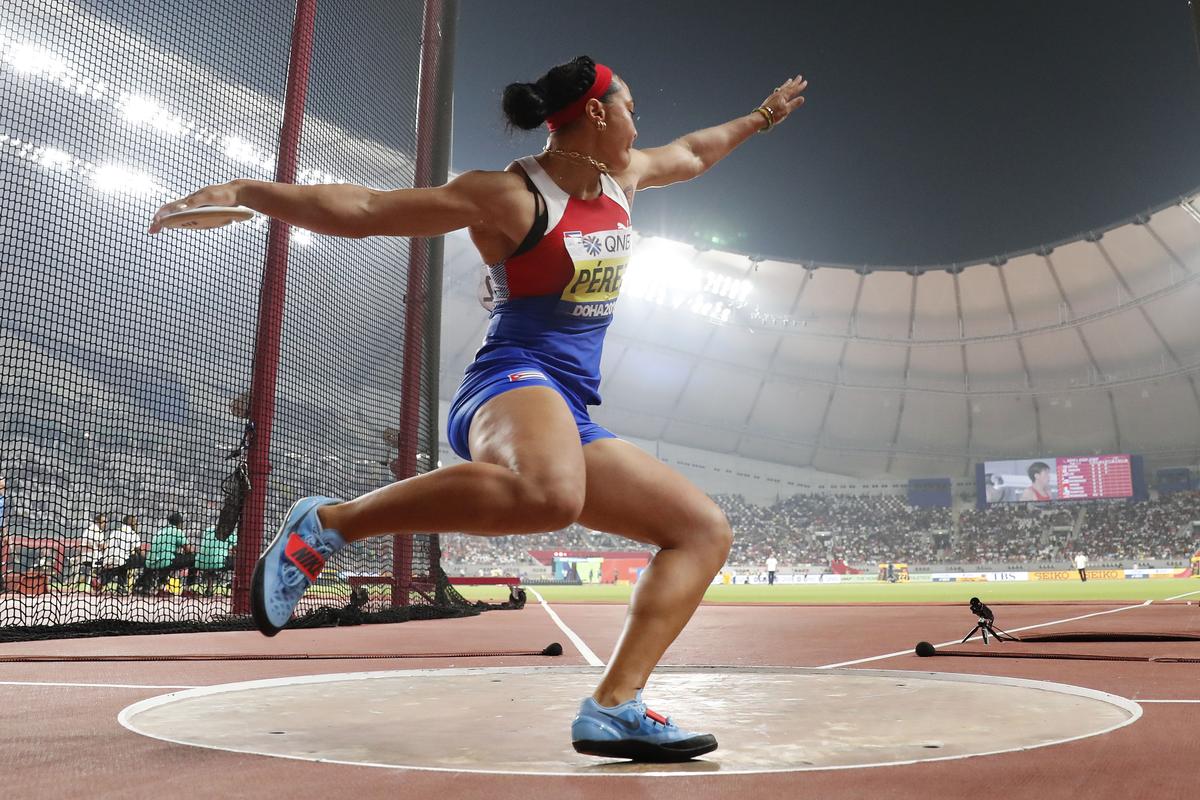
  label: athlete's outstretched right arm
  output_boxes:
[148,170,506,238]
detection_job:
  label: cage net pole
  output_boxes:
[390,0,458,607]
[233,0,318,616]
[421,0,459,605]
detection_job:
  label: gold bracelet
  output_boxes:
[753,106,775,132]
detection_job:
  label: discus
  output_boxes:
[157,205,255,230]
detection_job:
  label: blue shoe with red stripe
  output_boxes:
[571,691,718,762]
[251,496,346,636]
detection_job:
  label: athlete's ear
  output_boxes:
[585,97,606,126]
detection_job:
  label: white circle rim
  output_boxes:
[117,665,1143,777]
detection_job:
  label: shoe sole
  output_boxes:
[572,734,718,762]
[250,498,308,637]
[249,557,279,637]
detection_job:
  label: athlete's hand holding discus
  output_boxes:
[145,56,811,764]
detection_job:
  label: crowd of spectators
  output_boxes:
[1075,492,1200,561]
[440,523,631,572]
[438,491,1200,570]
[4,425,1198,579]
[956,504,1064,563]
[720,493,954,566]
[439,494,957,569]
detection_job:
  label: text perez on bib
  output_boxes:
[558,228,633,318]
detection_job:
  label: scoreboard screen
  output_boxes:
[979,454,1134,503]
[1056,455,1133,500]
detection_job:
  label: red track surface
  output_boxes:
[2,600,1198,799]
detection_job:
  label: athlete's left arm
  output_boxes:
[624,74,807,191]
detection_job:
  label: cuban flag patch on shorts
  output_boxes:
[507,370,548,382]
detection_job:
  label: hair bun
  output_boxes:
[502,81,548,130]
[501,57,606,133]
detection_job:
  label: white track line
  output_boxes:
[817,600,1153,669]
[528,588,604,667]
[0,680,197,690]
[1136,699,1200,703]
[1163,588,1200,601]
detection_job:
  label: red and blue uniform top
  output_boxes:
[470,155,633,406]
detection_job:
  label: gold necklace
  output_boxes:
[542,147,610,174]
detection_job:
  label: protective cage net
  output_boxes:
[0,0,478,641]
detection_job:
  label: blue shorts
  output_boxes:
[447,360,616,461]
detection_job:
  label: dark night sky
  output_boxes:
[451,0,1200,267]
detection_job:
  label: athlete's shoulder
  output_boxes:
[615,145,700,194]
[449,167,528,200]
[609,155,642,201]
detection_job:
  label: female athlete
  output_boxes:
[150,56,807,762]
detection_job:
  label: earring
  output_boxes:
[597,120,607,131]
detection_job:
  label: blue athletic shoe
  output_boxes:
[251,496,346,636]
[571,691,718,762]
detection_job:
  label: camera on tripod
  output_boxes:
[962,597,1019,644]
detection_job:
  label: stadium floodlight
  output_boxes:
[0,33,354,222]
[38,147,71,170]
[119,94,185,136]
[623,236,755,322]
[92,164,161,196]
[222,135,274,170]
[222,135,258,163]
[298,167,344,185]
[4,42,69,78]
[291,228,313,247]
[624,236,701,299]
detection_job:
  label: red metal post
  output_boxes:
[233,0,318,615]
[391,0,451,607]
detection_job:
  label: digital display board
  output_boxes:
[979,455,1133,503]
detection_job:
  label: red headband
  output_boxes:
[545,63,613,132]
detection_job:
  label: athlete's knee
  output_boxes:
[515,475,585,530]
[693,503,733,567]
[710,509,734,560]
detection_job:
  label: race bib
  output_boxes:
[558,228,634,318]
[477,268,497,312]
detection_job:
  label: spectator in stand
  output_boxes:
[138,511,194,596]
[195,523,237,597]
[141,513,199,594]
[99,514,143,594]
[766,554,777,585]
[74,512,107,592]
[1020,462,1053,502]
[1074,552,1088,582]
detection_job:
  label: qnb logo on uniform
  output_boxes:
[559,228,633,319]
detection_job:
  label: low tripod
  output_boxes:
[961,616,1019,645]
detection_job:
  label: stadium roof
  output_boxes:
[9,2,1196,482]
[438,191,1200,478]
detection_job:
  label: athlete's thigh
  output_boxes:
[468,385,586,484]
[576,438,726,549]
